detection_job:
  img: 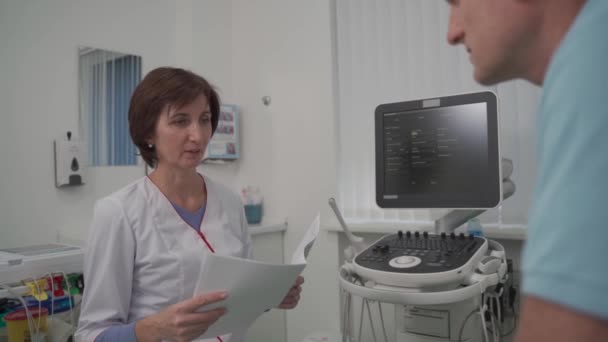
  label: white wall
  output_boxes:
[0,0,179,248]
[190,0,244,186]
[227,1,340,340]
[176,0,245,190]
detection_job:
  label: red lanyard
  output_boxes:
[197,230,216,253]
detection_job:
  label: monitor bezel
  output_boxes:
[375,91,501,209]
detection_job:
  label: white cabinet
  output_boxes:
[246,222,287,342]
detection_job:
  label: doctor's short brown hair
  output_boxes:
[128,67,220,168]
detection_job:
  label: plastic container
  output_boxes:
[241,186,263,225]
[467,218,484,237]
[23,293,75,314]
[3,307,48,342]
[244,204,263,224]
[0,299,22,328]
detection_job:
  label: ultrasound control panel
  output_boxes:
[354,231,484,274]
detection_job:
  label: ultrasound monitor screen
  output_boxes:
[375,92,500,208]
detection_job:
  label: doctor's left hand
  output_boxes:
[278,276,304,309]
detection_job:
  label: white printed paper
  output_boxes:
[193,214,320,339]
[290,214,320,264]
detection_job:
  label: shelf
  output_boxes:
[249,220,287,236]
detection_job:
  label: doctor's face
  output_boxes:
[446,0,537,85]
[151,94,213,170]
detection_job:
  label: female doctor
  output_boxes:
[75,67,304,342]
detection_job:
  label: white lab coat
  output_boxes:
[75,175,253,342]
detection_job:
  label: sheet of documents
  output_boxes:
[194,214,320,339]
[291,214,320,264]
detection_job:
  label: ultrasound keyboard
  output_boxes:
[354,231,484,274]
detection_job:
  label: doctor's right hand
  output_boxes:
[135,291,228,342]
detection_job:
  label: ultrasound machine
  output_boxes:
[331,92,515,342]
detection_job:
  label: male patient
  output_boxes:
[444,0,608,341]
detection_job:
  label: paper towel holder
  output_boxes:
[54,131,86,187]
